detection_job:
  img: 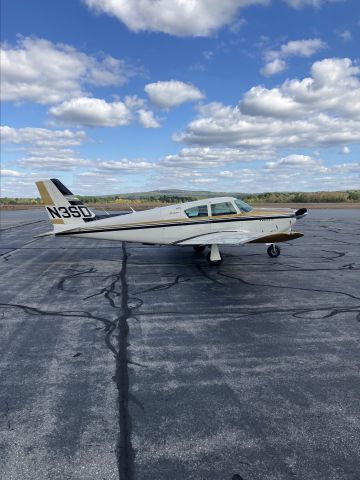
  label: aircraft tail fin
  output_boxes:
[35,179,95,228]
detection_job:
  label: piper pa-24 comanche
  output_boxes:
[36,179,308,266]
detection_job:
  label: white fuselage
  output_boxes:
[56,197,297,245]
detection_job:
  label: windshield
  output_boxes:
[235,198,253,213]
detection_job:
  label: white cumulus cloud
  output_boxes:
[49,97,132,127]
[161,147,274,168]
[50,96,160,128]
[244,58,360,118]
[83,0,339,36]
[279,38,327,57]
[176,58,360,150]
[265,154,321,169]
[83,0,269,37]
[0,169,24,177]
[0,125,86,147]
[144,80,205,109]
[137,109,161,128]
[0,36,140,104]
[1,125,90,170]
[97,159,156,171]
[261,58,287,76]
[262,38,326,76]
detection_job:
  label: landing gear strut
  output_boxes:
[193,245,206,252]
[207,244,223,266]
[267,244,280,258]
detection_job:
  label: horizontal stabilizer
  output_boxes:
[33,230,56,238]
[295,208,308,219]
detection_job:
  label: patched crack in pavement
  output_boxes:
[115,242,134,480]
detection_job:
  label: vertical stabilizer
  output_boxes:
[36,179,95,227]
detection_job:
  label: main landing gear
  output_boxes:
[206,244,223,266]
[267,244,281,258]
[194,243,281,266]
[193,244,223,266]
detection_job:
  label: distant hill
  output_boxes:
[101,189,227,199]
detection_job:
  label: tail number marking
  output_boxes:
[47,206,94,219]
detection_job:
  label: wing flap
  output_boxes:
[176,230,303,246]
[248,232,303,243]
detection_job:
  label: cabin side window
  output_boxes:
[210,202,237,216]
[185,205,209,218]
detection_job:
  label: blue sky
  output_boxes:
[1,0,359,196]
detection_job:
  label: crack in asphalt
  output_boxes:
[0,302,113,331]
[57,267,97,291]
[132,274,190,295]
[196,264,224,285]
[216,271,360,302]
[134,305,360,322]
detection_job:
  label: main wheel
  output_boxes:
[206,251,223,266]
[193,245,206,252]
[267,244,280,258]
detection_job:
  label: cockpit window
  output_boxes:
[211,202,237,216]
[235,198,253,213]
[185,205,208,218]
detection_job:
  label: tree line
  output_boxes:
[1,190,359,206]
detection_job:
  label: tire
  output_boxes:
[206,251,223,266]
[267,245,280,258]
[193,245,206,252]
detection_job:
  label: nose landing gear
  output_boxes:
[267,244,280,258]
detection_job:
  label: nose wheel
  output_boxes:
[267,244,280,258]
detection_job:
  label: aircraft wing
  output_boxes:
[175,230,303,246]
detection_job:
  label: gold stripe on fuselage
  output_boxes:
[65,210,293,233]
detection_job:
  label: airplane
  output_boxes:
[35,178,308,266]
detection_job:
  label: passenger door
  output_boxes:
[210,201,238,233]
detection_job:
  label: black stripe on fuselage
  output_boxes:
[55,214,294,236]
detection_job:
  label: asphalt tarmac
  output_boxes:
[0,208,359,480]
